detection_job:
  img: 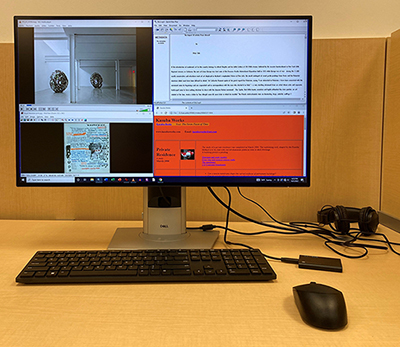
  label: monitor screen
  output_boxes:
[14,16,312,188]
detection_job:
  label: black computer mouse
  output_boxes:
[293,282,348,330]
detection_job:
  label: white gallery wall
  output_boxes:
[3,0,400,42]
[35,40,70,92]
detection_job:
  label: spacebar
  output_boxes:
[70,270,138,277]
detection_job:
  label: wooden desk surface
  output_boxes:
[1,220,400,346]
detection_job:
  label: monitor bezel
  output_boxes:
[14,15,312,188]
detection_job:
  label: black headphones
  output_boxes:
[317,205,379,235]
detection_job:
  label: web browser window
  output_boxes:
[152,19,309,180]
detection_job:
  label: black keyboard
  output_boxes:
[16,249,276,284]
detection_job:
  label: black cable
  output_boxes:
[212,187,283,261]
[324,240,369,259]
[222,186,232,246]
[158,187,172,207]
[212,225,300,236]
[351,234,400,247]
[373,233,400,255]
[348,232,400,256]
[237,191,398,256]
[208,186,347,259]
[191,222,378,260]
[289,221,345,238]
[237,187,290,226]
[207,187,307,233]
[206,186,399,260]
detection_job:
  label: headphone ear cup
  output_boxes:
[317,206,334,225]
[359,207,379,235]
[333,205,350,234]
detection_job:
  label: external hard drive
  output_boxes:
[298,255,343,273]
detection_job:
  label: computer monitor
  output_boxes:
[14,16,312,249]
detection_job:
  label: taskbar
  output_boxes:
[18,175,308,186]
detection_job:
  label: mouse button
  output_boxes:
[292,292,319,325]
[303,293,347,329]
[294,282,340,294]
[295,291,324,311]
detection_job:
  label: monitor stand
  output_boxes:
[108,187,219,250]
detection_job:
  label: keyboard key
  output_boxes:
[46,271,58,277]
[35,271,46,277]
[70,270,138,277]
[228,268,251,275]
[26,266,49,271]
[174,269,191,276]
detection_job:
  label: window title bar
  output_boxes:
[17,19,152,28]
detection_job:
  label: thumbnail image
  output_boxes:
[181,149,195,160]
[64,123,110,173]
[34,27,137,105]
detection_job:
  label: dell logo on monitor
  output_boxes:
[160,224,169,228]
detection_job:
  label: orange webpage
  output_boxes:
[154,115,304,177]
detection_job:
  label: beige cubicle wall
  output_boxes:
[0,38,387,222]
[381,29,400,227]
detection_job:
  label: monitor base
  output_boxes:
[108,227,219,250]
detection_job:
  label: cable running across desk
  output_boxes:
[206,187,400,260]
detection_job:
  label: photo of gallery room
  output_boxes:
[34,26,138,104]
